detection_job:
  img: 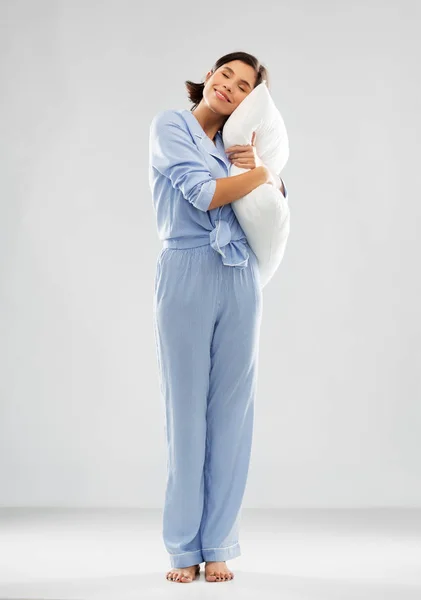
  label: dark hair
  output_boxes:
[185,51,269,111]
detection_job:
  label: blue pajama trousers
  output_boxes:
[153,235,262,568]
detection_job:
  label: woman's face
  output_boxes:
[203,60,257,115]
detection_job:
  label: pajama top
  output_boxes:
[148,108,288,268]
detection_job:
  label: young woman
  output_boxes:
[149,51,288,584]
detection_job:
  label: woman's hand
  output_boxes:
[226,133,283,191]
[225,131,263,170]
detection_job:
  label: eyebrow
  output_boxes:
[221,66,252,89]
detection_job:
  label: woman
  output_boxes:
[149,51,287,583]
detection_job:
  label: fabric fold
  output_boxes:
[209,219,249,268]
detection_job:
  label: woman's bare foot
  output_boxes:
[205,561,234,581]
[166,563,200,582]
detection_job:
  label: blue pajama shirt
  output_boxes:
[149,108,287,568]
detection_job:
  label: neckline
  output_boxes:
[180,109,229,170]
[181,108,221,145]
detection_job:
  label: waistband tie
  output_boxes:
[209,219,249,269]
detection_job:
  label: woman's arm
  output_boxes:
[208,167,268,210]
[150,111,274,212]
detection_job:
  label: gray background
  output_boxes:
[1,0,420,508]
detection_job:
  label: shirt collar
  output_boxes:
[180,109,230,171]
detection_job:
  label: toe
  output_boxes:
[166,568,197,583]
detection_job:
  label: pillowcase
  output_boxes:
[221,80,290,288]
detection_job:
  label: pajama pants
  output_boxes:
[153,237,262,568]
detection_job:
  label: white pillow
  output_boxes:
[221,80,290,288]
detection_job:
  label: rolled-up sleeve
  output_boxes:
[149,111,216,212]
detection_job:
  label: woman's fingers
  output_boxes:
[228,147,253,160]
[231,159,254,168]
[226,143,252,155]
[226,136,257,168]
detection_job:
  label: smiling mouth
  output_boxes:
[215,89,230,102]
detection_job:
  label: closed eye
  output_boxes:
[222,72,246,93]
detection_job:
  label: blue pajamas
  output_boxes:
[154,241,262,567]
[149,108,285,568]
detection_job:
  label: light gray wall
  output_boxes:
[1,0,420,508]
